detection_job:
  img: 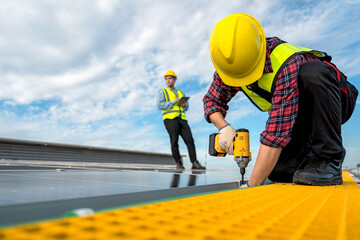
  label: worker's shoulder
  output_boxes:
[266,37,287,52]
[158,88,166,96]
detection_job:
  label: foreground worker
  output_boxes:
[158,70,206,170]
[203,13,358,186]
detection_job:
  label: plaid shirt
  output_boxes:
[203,37,319,148]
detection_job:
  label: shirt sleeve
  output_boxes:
[203,72,241,123]
[157,89,175,110]
[260,54,318,148]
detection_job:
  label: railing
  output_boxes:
[0,138,175,166]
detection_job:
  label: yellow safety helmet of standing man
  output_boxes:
[209,13,266,87]
[164,70,177,80]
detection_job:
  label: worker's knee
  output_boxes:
[171,140,179,146]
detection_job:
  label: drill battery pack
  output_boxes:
[208,133,227,157]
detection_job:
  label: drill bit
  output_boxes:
[240,167,245,185]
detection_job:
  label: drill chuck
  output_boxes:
[235,156,251,185]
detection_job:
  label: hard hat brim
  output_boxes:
[164,70,177,80]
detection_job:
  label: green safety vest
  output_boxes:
[241,43,328,112]
[161,88,186,120]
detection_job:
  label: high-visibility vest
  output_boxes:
[241,42,328,111]
[161,88,186,120]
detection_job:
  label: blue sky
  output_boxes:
[0,0,359,169]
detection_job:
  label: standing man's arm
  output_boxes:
[157,89,177,110]
[178,101,188,110]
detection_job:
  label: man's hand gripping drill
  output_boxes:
[209,125,251,186]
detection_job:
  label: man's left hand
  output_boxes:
[178,101,186,107]
[240,183,248,188]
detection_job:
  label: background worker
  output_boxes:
[203,13,358,187]
[158,70,206,170]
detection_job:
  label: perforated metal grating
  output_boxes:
[1,171,359,240]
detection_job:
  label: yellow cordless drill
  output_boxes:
[209,128,251,185]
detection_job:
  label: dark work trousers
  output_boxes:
[164,117,197,164]
[269,61,358,182]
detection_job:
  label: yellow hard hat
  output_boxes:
[164,70,177,80]
[209,13,266,87]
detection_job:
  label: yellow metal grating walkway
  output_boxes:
[1,171,359,240]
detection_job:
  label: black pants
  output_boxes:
[164,117,197,163]
[269,61,358,182]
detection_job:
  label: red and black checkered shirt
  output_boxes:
[203,37,319,148]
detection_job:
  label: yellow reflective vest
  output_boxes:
[241,42,328,111]
[161,88,186,120]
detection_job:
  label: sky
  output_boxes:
[0,0,359,170]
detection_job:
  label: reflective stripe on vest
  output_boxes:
[162,88,186,120]
[241,43,327,112]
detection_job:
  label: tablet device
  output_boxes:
[178,96,190,104]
